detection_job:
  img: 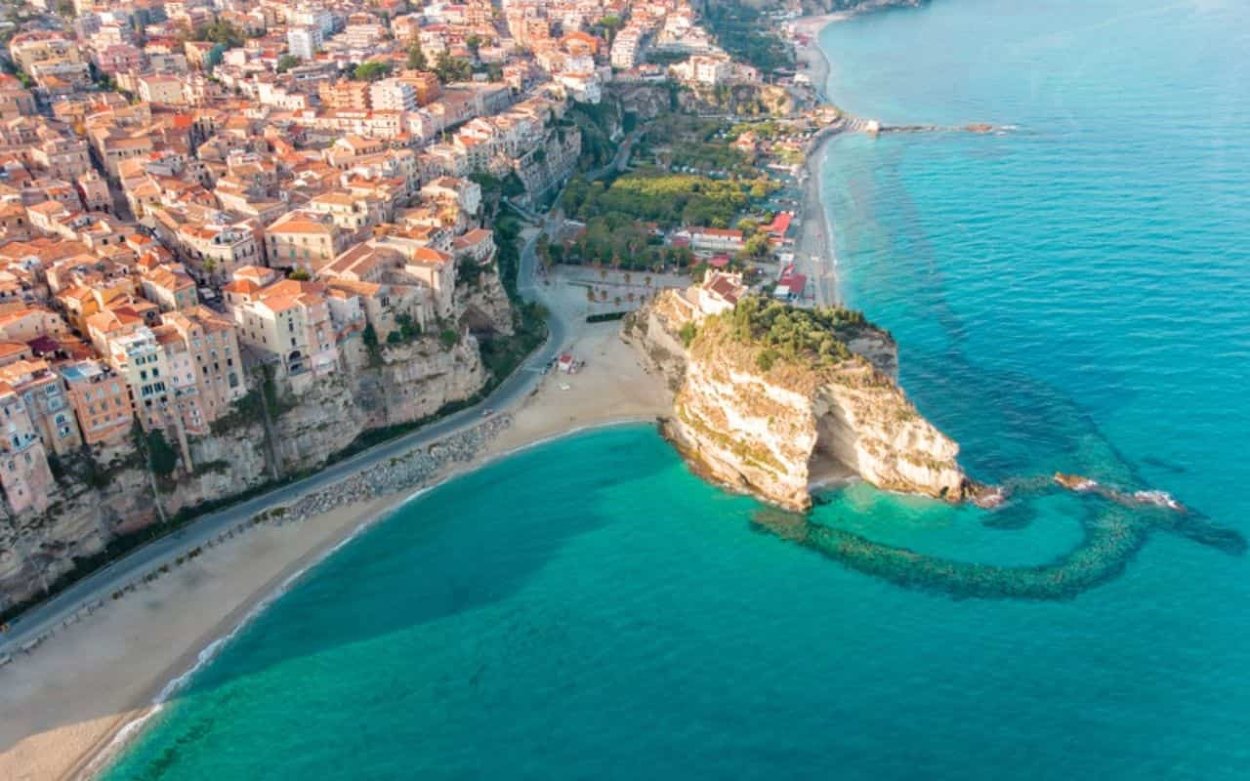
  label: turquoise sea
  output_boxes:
[106,1,1250,778]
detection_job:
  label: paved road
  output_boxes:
[0,228,570,657]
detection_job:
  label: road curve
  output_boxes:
[0,227,570,657]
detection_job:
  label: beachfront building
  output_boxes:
[223,274,339,380]
[0,358,81,456]
[0,381,56,514]
[160,307,247,424]
[60,359,134,449]
[680,227,745,254]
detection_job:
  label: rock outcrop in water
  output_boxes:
[626,282,973,510]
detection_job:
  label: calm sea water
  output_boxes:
[107,1,1250,778]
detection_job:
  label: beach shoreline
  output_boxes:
[3,17,848,781]
[0,306,671,781]
[792,13,845,307]
[79,416,662,781]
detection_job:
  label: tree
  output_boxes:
[465,34,482,58]
[276,54,299,74]
[679,321,698,347]
[536,234,553,270]
[597,15,623,45]
[407,41,428,70]
[289,267,311,281]
[354,61,392,82]
[362,323,381,364]
[434,52,472,84]
[197,20,244,48]
[741,233,772,260]
[146,430,179,477]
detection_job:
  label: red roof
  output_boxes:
[765,212,793,236]
[709,254,731,268]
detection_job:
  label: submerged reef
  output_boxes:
[751,484,1244,601]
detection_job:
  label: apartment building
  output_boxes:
[60,359,134,448]
[161,307,247,424]
[264,210,347,272]
[369,79,417,112]
[0,358,81,456]
[224,275,339,378]
[0,382,56,514]
[288,26,323,61]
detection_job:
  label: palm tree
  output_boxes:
[644,275,652,287]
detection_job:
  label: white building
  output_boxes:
[369,79,417,112]
[611,30,642,70]
[287,26,323,61]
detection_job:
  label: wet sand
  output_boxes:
[0,303,669,781]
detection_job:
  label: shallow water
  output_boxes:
[106,0,1250,777]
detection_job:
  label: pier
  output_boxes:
[837,115,1015,136]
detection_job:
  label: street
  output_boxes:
[0,228,569,658]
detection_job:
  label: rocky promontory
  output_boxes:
[626,284,973,510]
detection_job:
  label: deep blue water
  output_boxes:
[106,1,1250,778]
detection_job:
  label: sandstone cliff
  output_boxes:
[626,290,970,510]
[0,329,492,614]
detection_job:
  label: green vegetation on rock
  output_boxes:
[703,2,794,75]
[714,296,869,368]
[562,173,765,229]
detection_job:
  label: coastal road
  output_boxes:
[0,229,570,658]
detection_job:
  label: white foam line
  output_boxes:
[83,418,653,779]
[82,501,402,779]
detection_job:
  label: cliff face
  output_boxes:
[456,269,515,337]
[627,290,968,511]
[0,331,491,613]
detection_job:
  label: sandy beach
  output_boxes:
[792,14,844,307]
[0,291,670,781]
[793,14,839,101]
[0,20,832,779]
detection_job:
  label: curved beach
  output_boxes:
[0,297,671,781]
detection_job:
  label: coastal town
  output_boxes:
[0,0,902,775]
[0,0,855,627]
[0,0,1239,777]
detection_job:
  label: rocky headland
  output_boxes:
[626,285,976,511]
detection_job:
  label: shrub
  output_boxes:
[679,321,698,347]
